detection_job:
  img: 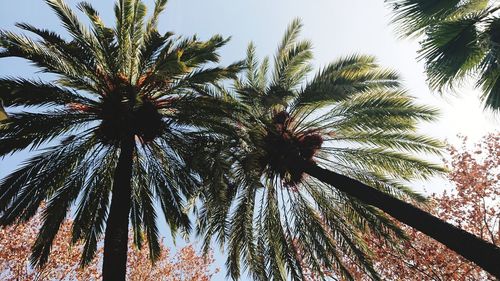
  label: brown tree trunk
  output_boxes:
[102,137,135,281]
[303,162,500,278]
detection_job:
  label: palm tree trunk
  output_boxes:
[103,137,135,281]
[303,162,500,278]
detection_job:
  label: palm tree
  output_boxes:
[0,0,241,280]
[386,0,500,109]
[199,20,500,280]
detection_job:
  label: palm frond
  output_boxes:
[114,0,134,73]
[295,54,400,108]
[146,0,168,34]
[270,19,313,105]
[419,13,485,91]
[30,147,98,267]
[0,111,95,156]
[72,148,116,266]
[477,16,500,109]
[386,0,500,110]
[0,31,85,79]
[77,2,117,74]
[385,0,487,37]
[0,100,7,121]
[180,61,245,87]
[321,147,444,180]
[146,141,192,235]
[0,136,97,228]
[128,0,148,80]
[0,78,95,107]
[45,0,106,68]
[132,152,161,261]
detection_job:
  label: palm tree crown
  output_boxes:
[386,0,500,109]
[199,19,445,280]
[0,0,241,277]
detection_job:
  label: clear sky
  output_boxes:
[1,0,499,280]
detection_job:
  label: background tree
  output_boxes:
[0,211,218,281]
[385,0,500,110]
[352,133,499,280]
[0,0,240,279]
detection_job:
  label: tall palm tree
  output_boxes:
[199,20,500,280]
[0,0,241,280]
[386,0,500,109]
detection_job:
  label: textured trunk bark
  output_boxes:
[102,137,135,281]
[303,163,500,278]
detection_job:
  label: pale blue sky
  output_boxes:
[0,0,498,280]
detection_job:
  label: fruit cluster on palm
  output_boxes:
[386,0,500,109]
[1,1,500,281]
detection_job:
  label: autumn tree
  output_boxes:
[0,211,218,281]
[357,133,500,280]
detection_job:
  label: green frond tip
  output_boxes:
[0,99,7,121]
[44,0,93,44]
[278,18,303,54]
[146,0,169,33]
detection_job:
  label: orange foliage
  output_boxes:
[0,214,217,281]
[362,133,500,280]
